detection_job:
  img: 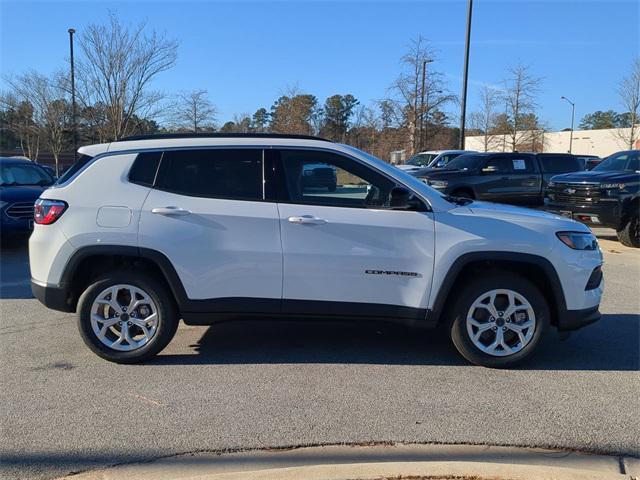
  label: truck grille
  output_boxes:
[548,183,601,205]
[5,201,35,219]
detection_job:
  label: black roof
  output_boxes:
[118,133,331,142]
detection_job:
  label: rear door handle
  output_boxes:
[151,206,191,216]
[288,215,328,225]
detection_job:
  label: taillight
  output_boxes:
[34,199,67,225]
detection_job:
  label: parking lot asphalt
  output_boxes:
[1,229,639,480]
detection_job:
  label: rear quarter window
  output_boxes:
[129,152,162,187]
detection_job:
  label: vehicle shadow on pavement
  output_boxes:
[0,238,32,299]
[152,313,639,371]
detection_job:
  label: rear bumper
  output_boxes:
[31,279,73,312]
[557,305,601,331]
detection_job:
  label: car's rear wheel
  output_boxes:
[449,273,549,368]
[616,213,640,248]
[77,272,179,364]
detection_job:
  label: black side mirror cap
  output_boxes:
[389,186,425,210]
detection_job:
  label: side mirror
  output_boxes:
[389,186,424,210]
[481,165,498,174]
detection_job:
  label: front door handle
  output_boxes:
[151,206,191,216]
[288,215,328,225]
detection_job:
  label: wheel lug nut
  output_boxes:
[489,317,495,322]
[502,327,507,331]
[492,326,497,331]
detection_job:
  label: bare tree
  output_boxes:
[0,92,41,160]
[74,14,178,140]
[170,89,216,132]
[387,36,455,154]
[502,64,542,151]
[613,58,640,149]
[4,71,70,172]
[469,85,502,152]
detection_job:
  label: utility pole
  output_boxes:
[560,96,575,153]
[68,28,77,162]
[458,0,473,149]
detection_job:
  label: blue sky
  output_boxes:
[1,0,638,130]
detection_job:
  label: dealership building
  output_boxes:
[465,125,640,157]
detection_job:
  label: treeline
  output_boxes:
[1,13,638,175]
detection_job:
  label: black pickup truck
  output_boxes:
[547,150,639,247]
[412,152,584,206]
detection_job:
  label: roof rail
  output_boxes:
[117,133,332,142]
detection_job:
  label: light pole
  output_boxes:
[68,28,77,162]
[560,96,575,154]
[458,0,473,149]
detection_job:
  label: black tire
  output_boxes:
[77,271,179,364]
[616,213,640,248]
[449,272,549,368]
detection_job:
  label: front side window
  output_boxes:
[157,149,263,200]
[485,157,514,173]
[278,149,396,208]
[0,163,53,186]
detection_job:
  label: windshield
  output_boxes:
[0,163,54,186]
[444,153,485,171]
[593,151,640,172]
[407,153,438,166]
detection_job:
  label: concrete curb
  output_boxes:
[58,443,638,480]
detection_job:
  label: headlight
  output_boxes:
[556,231,598,250]
[548,181,555,188]
[600,183,625,190]
[0,201,7,209]
[428,180,448,189]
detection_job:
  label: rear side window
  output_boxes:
[129,152,162,187]
[157,149,263,200]
[538,154,581,173]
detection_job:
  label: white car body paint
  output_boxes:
[30,137,603,319]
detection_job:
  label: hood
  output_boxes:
[0,185,48,203]
[551,170,639,183]
[467,200,589,232]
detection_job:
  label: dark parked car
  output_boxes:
[302,162,337,191]
[413,152,584,205]
[0,157,55,237]
[547,150,639,247]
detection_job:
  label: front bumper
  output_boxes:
[546,200,621,229]
[31,279,73,312]
[557,305,601,331]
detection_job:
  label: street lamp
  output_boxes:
[458,0,473,149]
[68,28,77,162]
[560,96,575,154]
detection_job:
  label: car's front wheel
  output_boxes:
[77,272,179,364]
[449,273,549,368]
[616,213,640,248]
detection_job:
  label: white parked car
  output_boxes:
[30,134,604,367]
[396,150,472,173]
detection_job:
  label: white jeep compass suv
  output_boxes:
[29,134,604,367]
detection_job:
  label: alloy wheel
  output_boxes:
[90,284,159,351]
[465,289,536,357]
